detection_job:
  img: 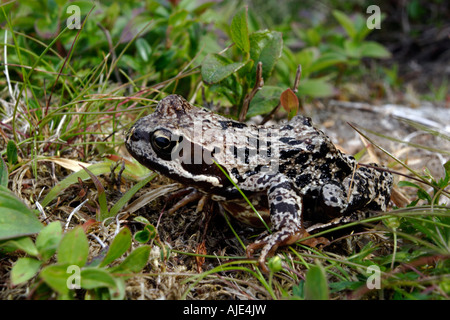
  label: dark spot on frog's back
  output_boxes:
[271,201,297,215]
[318,143,329,158]
[280,124,293,131]
[295,173,311,188]
[218,120,247,130]
[244,164,263,178]
[279,137,307,146]
[231,167,245,183]
[302,117,312,126]
[295,153,310,164]
[280,148,300,160]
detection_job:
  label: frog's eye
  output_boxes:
[152,133,171,150]
[151,129,179,158]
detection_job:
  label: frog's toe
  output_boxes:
[247,228,330,272]
[246,239,276,273]
[246,229,302,271]
[246,239,265,258]
[300,236,330,248]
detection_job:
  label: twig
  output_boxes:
[238,62,263,122]
[89,233,107,248]
[260,101,281,125]
[292,64,302,93]
[65,198,89,230]
[3,30,15,104]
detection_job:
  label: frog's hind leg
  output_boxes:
[246,175,328,272]
[345,164,393,212]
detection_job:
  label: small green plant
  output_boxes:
[0,157,43,241]
[8,223,151,300]
[398,160,450,207]
[201,6,284,119]
[331,10,391,61]
[34,158,154,222]
[133,216,158,244]
[0,156,153,299]
[278,9,392,96]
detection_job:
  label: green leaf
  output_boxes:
[343,39,361,58]
[308,52,347,73]
[230,6,250,53]
[134,229,150,244]
[11,257,42,285]
[0,185,43,241]
[329,280,364,292]
[62,0,95,16]
[99,227,132,267]
[397,180,421,189]
[305,28,321,46]
[40,160,144,209]
[108,277,126,300]
[109,245,151,275]
[417,189,432,203]
[292,281,304,298]
[304,262,329,300]
[135,38,152,62]
[168,9,189,27]
[36,221,62,262]
[1,236,38,256]
[332,10,357,40]
[0,156,8,187]
[298,78,334,98]
[134,216,150,225]
[57,227,89,267]
[296,48,318,73]
[34,17,59,39]
[40,264,72,296]
[249,30,283,82]
[154,49,176,72]
[80,267,117,290]
[247,85,284,118]
[134,224,157,243]
[439,160,450,186]
[360,41,391,59]
[201,53,246,84]
[398,180,432,203]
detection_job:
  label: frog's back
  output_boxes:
[274,115,355,190]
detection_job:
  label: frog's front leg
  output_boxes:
[246,174,328,272]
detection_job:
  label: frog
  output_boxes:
[125,94,393,271]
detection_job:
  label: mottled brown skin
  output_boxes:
[125,95,393,271]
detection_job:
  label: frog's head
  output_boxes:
[125,95,232,191]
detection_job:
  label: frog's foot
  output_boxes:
[246,228,329,273]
